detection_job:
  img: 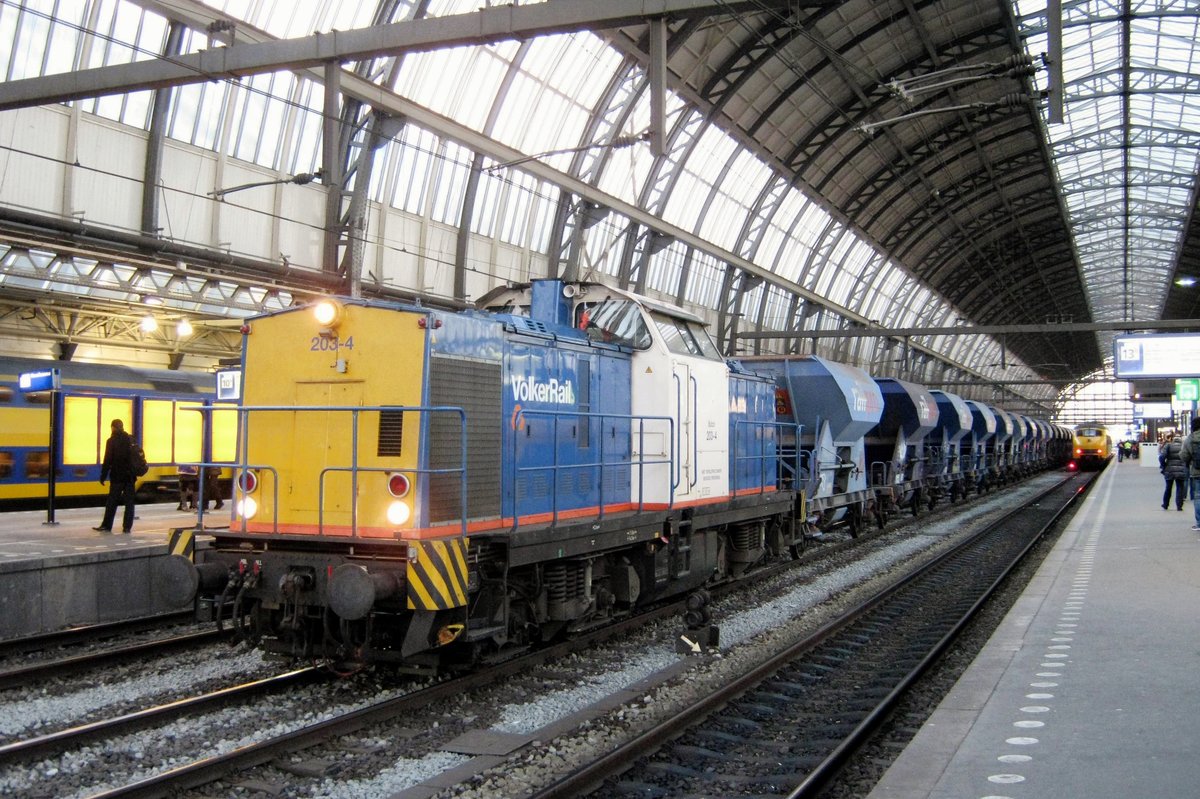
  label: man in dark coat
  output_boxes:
[94,419,136,533]
[1159,433,1188,511]
[1180,418,1200,531]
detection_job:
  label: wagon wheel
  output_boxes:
[847,503,863,539]
[872,500,888,529]
[927,489,938,511]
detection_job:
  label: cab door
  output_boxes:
[673,361,694,497]
[289,381,363,516]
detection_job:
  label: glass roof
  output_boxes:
[1013,0,1200,366]
[12,0,1188,413]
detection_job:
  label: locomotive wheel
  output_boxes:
[910,488,922,517]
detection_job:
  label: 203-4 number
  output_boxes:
[310,336,354,351]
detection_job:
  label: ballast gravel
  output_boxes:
[0,475,1060,799]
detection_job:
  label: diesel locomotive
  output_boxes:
[158,279,1071,669]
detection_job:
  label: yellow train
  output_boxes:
[0,355,235,507]
[1072,424,1112,470]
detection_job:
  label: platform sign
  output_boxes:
[1132,402,1173,419]
[18,369,60,391]
[1176,378,1200,402]
[1115,334,1200,378]
[216,369,241,401]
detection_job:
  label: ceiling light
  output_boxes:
[176,319,194,337]
[140,315,158,333]
[1175,276,1196,287]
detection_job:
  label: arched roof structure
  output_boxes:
[0,0,1196,418]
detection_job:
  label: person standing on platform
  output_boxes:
[1180,417,1200,531]
[93,419,135,534]
[1159,433,1187,511]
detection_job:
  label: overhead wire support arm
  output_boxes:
[208,170,323,198]
[884,54,1042,102]
[856,94,1039,136]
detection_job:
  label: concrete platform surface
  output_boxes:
[868,461,1200,799]
[0,502,226,638]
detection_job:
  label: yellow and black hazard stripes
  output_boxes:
[406,537,469,610]
[167,527,195,559]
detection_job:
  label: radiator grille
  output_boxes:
[428,357,501,523]
[377,410,404,457]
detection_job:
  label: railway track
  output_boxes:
[1,474,1056,798]
[527,471,1092,799]
[0,629,221,690]
[0,611,198,660]
[0,668,320,766]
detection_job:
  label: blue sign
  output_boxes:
[18,369,60,391]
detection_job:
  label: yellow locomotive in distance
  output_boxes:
[1071,424,1112,470]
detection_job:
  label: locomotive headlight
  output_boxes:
[237,496,259,520]
[387,500,411,526]
[313,299,342,327]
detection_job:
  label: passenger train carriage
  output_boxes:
[0,356,228,506]
[160,279,1074,669]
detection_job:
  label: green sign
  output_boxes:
[1176,378,1200,402]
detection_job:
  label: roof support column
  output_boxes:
[648,17,667,158]
[322,62,348,292]
[141,21,185,238]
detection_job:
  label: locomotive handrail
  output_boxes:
[512,408,675,531]
[673,372,682,491]
[217,404,468,540]
[689,374,699,491]
[732,419,801,496]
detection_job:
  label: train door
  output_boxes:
[673,361,694,498]
[289,381,364,517]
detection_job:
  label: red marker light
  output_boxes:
[387,473,411,497]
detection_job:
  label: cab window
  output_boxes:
[652,314,722,360]
[574,299,652,349]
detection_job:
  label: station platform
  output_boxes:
[868,456,1200,798]
[0,502,224,639]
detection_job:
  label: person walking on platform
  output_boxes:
[1159,433,1187,511]
[93,419,135,534]
[1180,418,1200,531]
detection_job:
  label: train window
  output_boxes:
[577,299,651,349]
[378,410,404,457]
[0,451,11,478]
[25,450,49,479]
[689,322,722,359]
[0,386,12,403]
[652,314,723,360]
[654,316,700,356]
